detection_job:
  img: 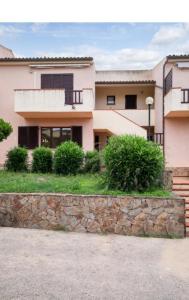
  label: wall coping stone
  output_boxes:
[0,192,182,200]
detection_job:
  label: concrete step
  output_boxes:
[173,186,189,191]
[173,190,189,197]
[172,178,189,237]
[186,226,189,236]
[185,222,189,228]
[173,182,189,190]
[173,176,189,181]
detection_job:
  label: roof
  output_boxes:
[0,56,93,62]
[95,80,155,85]
[167,54,189,60]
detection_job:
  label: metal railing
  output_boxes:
[65,90,83,105]
[181,89,189,103]
[148,133,164,145]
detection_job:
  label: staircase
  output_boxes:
[93,110,146,137]
[173,175,189,237]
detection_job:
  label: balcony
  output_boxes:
[14,89,94,118]
[165,88,189,117]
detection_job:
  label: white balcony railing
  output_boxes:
[14,89,95,115]
[165,88,189,117]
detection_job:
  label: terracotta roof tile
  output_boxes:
[95,80,155,84]
[167,54,189,59]
[0,57,93,62]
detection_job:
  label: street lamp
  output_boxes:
[145,97,154,141]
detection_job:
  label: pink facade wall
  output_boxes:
[165,118,189,167]
[152,59,165,133]
[172,64,189,89]
[164,61,189,167]
[0,63,95,165]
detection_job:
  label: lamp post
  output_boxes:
[145,97,154,141]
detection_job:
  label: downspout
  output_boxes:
[162,57,168,156]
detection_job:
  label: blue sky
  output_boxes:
[0,23,189,69]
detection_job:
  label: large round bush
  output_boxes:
[54,141,84,175]
[104,135,164,191]
[84,150,101,173]
[32,147,53,173]
[6,147,28,172]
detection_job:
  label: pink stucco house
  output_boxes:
[0,44,188,172]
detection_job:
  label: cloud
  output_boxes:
[151,23,189,45]
[11,23,189,69]
[31,23,48,33]
[37,45,161,70]
[0,25,24,36]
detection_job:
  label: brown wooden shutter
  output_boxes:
[41,74,74,104]
[72,126,82,147]
[41,74,73,89]
[18,126,39,149]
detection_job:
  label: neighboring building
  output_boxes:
[0,44,189,171]
[0,44,14,58]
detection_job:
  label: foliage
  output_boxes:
[0,118,12,142]
[32,147,53,173]
[54,141,84,175]
[104,135,164,191]
[0,171,170,196]
[5,147,28,172]
[83,150,101,173]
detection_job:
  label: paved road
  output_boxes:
[0,228,189,300]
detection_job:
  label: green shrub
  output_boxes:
[104,135,164,191]
[6,147,28,172]
[84,150,101,173]
[0,119,12,142]
[32,147,53,173]
[54,141,84,175]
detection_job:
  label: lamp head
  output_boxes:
[145,96,154,106]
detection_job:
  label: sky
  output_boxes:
[1,22,189,70]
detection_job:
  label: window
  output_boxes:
[107,96,115,105]
[18,126,39,149]
[125,95,137,109]
[164,69,172,95]
[41,126,82,148]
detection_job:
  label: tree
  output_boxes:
[0,118,12,142]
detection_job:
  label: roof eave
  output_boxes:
[95,80,156,85]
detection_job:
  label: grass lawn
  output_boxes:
[0,171,171,197]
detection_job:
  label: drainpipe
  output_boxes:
[162,58,168,156]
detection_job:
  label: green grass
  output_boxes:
[0,171,171,197]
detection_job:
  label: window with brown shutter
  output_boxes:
[41,74,73,90]
[18,126,39,149]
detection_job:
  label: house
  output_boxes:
[0,44,189,173]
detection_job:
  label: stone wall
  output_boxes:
[0,193,185,238]
[163,169,173,191]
